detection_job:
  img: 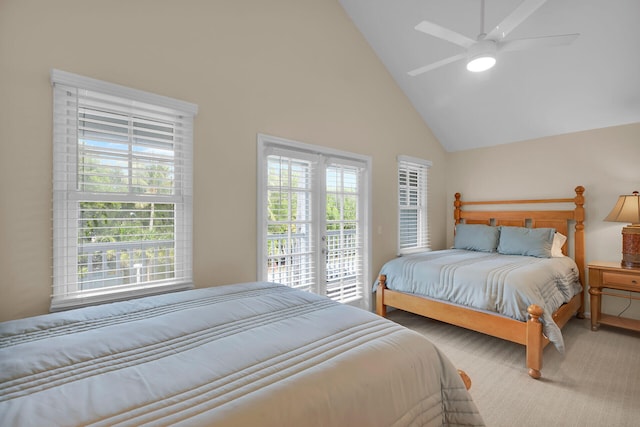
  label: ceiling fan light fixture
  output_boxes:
[466,55,496,72]
[466,39,497,72]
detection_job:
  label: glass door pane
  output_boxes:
[324,163,363,304]
[265,155,316,293]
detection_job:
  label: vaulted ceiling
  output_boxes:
[339,0,640,152]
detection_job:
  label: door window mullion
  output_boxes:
[316,157,327,297]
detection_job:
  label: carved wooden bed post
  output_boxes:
[573,186,586,318]
[526,305,544,379]
[376,275,387,317]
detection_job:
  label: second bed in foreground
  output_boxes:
[1,281,484,426]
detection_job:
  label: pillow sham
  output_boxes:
[551,232,567,257]
[453,223,500,252]
[497,226,555,258]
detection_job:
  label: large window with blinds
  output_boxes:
[257,134,371,309]
[51,70,198,310]
[398,155,431,255]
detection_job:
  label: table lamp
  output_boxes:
[604,191,640,268]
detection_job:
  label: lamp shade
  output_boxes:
[604,191,640,225]
[605,191,640,268]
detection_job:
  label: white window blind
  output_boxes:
[51,69,197,310]
[398,155,431,254]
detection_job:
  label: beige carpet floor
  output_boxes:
[387,310,640,427]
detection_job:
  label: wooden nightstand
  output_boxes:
[588,261,640,332]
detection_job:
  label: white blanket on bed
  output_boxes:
[0,282,483,427]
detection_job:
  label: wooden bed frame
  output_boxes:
[377,186,586,379]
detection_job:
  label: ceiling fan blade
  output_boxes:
[500,33,579,51]
[486,0,548,40]
[415,21,476,48]
[407,53,466,76]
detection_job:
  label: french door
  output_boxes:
[257,134,370,309]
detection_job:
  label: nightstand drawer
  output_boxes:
[602,272,640,287]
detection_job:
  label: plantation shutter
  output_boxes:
[398,155,431,254]
[51,69,197,310]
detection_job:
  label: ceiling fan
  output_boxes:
[408,0,579,76]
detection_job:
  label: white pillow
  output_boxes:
[551,232,567,257]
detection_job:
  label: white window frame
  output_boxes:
[397,155,431,255]
[51,69,198,311]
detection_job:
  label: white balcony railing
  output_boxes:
[78,240,175,290]
[266,229,361,301]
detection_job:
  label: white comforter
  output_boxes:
[0,282,483,427]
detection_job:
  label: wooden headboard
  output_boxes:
[453,186,586,286]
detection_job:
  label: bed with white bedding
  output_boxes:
[376,187,586,379]
[0,281,484,427]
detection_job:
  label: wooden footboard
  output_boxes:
[457,370,472,390]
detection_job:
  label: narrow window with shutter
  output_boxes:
[398,156,431,255]
[51,70,197,310]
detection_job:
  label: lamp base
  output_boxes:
[621,261,640,269]
[621,225,640,269]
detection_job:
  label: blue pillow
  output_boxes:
[453,224,500,252]
[497,226,555,258]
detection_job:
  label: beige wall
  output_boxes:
[0,0,447,321]
[2,0,636,324]
[446,122,640,319]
